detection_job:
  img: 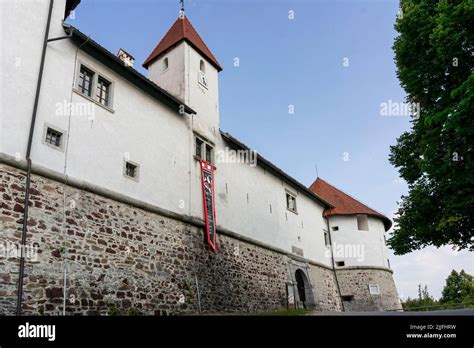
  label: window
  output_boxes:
[331,226,339,231]
[76,64,114,110]
[387,259,390,268]
[341,295,354,302]
[78,66,94,97]
[124,161,139,181]
[45,127,62,147]
[286,192,297,213]
[324,230,331,246]
[96,77,111,106]
[198,60,208,88]
[205,144,213,163]
[42,124,65,151]
[369,284,380,295]
[195,135,213,164]
[357,215,369,231]
[163,57,169,71]
[195,137,203,159]
[335,261,345,267]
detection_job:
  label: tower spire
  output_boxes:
[179,0,185,18]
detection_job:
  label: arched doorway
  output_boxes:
[288,261,316,309]
[295,269,307,303]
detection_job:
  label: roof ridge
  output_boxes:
[316,177,388,218]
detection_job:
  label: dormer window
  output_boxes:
[163,57,169,71]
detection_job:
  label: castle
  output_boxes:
[0,0,402,315]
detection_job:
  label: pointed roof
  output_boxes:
[309,178,392,231]
[143,16,222,71]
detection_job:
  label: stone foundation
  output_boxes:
[0,163,344,315]
[308,265,342,311]
[336,268,402,312]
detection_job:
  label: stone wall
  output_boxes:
[0,163,293,315]
[308,265,342,311]
[336,268,402,312]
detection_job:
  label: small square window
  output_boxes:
[357,215,369,231]
[45,128,62,147]
[331,226,339,231]
[96,76,111,106]
[369,284,380,295]
[124,161,139,181]
[341,295,354,302]
[286,192,297,213]
[43,125,65,151]
[335,261,345,267]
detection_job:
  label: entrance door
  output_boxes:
[295,269,307,305]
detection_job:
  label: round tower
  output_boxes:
[310,178,402,311]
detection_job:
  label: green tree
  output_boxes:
[440,269,474,307]
[402,284,438,311]
[388,0,474,254]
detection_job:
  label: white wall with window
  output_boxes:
[1,0,334,267]
[326,215,391,268]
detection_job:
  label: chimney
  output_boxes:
[117,48,135,68]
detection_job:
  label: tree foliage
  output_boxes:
[440,269,474,305]
[402,270,474,311]
[389,0,474,254]
[402,284,438,311]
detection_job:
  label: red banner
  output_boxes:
[200,160,217,251]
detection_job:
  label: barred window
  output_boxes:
[125,162,137,178]
[124,161,139,181]
[96,77,111,106]
[78,66,94,97]
[45,127,62,147]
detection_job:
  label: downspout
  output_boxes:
[325,214,345,311]
[17,0,55,316]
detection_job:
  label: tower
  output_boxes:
[143,15,223,139]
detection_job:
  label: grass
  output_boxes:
[197,308,311,316]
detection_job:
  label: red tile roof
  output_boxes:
[143,16,222,71]
[309,178,392,230]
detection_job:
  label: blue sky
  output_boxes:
[67,0,472,299]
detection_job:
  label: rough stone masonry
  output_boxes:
[0,163,343,315]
